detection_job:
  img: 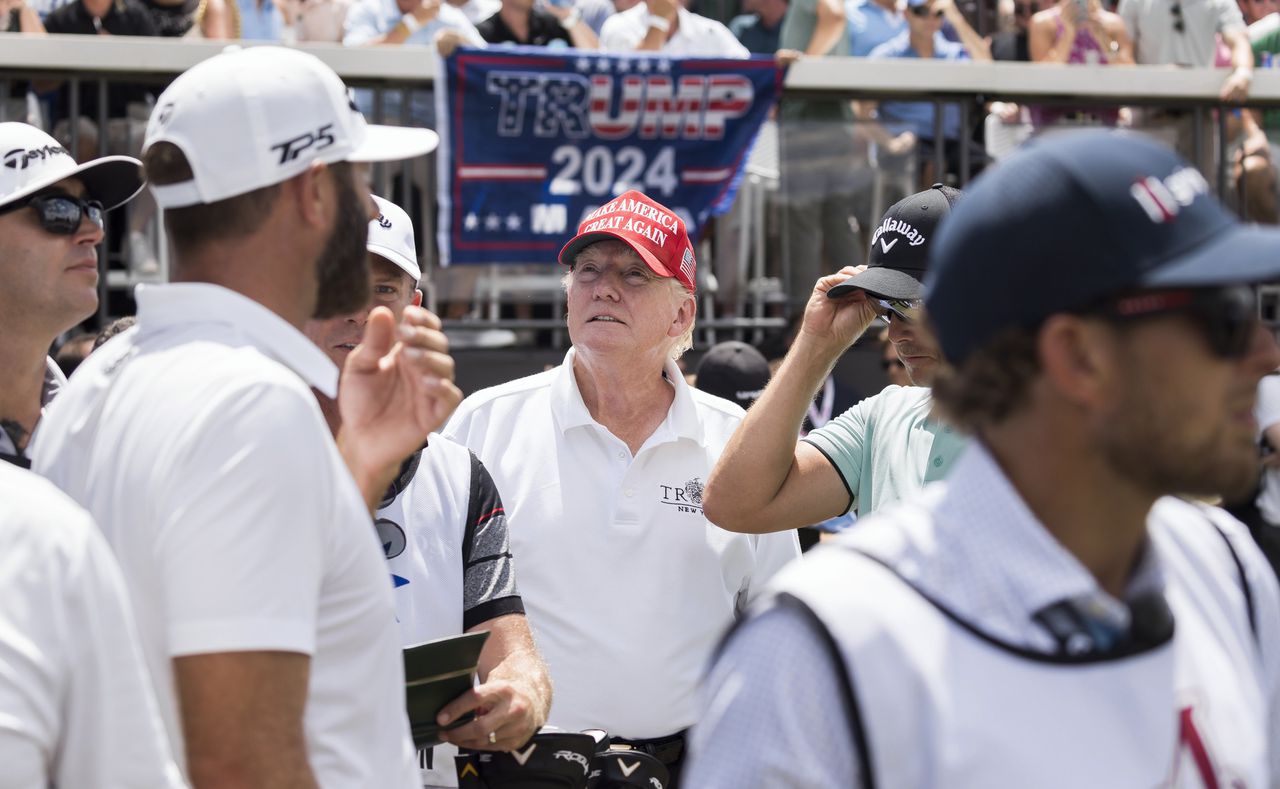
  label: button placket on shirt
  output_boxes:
[610,437,642,524]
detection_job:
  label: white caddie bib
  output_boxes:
[770,512,1269,788]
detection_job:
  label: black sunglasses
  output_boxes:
[875,297,925,324]
[1085,286,1261,359]
[908,4,944,17]
[0,193,104,235]
[1171,2,1184,33]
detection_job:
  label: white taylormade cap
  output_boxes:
[0,122,143,211]
[143,46,440,210]
[368,195,420,283]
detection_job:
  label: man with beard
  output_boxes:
[703,185,966,533]
[685,130,1280,787]
[34,47,456,788]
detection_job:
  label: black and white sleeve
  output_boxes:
[461,451,525,630]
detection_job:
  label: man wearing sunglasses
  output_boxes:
[0,121,143,470]
[687,129,1280,788]
[703,184,965,535]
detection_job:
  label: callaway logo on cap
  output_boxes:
[827,183,962,302]
[0,122,144,212]
[143,46,440,210]
[367,195,421,284]
[558,190,697,292]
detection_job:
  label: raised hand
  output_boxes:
[797,266,883,354]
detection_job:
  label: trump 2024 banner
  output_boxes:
[435,46,782,266]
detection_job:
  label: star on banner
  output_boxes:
[636,58,652,73]
[506,213,522,231]
[576,56,593,72]
[616,59,632,73]
[464,212,479,231]
[657,58,671,73]
[596,57,612,72]
[485,213,501,231]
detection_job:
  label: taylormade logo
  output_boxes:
[1130,166,1209,223]
[3,145,70,170]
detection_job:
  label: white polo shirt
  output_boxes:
[0,463,186,789]
[600,4,750,57]
[444,348,800,739]
[33,283,418,789]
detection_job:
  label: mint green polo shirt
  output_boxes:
[801,385,968,517]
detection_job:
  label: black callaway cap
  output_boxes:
[827,183,963,301]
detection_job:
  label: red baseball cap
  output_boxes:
[558,191,697,293]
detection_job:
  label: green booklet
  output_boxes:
[403,630,491,749]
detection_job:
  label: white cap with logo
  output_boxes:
[143,46,440,210]
[0,122,144,211]
[367,195,420,283]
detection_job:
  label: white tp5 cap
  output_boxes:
[143,46,439,210]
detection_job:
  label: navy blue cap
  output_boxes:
[925,129,1280,366]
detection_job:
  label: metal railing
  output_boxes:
[5,33,1279,344]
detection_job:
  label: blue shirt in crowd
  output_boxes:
[846,0,903,57]
[868,30,968,140]
[237,0,284,40]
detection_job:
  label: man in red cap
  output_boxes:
[444,191,799,786]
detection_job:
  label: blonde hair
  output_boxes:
[563,241,696,360]
[665,275,696,360]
